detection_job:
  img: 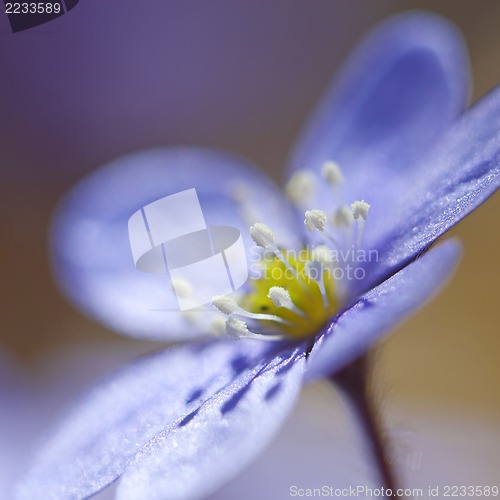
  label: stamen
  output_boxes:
[250,222,276,249]
[212,295,288,324]
[241,220,341,340]
[285,170,316,206]
[330,205,354,250]
[351,200,370,248]
[332,205,354,228]
[304,210,340,248]
[267,286,306,317]
[211,295,240,315]
[225,316,249,338]
[304,261,331,309]
[225,317,282,341]
[304,209,327,232]
[322,160,344,187]
[250,223,308,290]
[351,200,370,220]
[267,286,293,309]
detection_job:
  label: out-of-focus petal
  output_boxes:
[211,384,380,500]
[288,12,469,239]
[306,239,461,381]
[14,339,273,500]
[360,87,500,289]
[116,346,305,500]
[0,351,36,498]
[50,147,298,341]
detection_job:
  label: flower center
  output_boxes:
[211,161,371,341]
[212,240,343,340]
[241,248,338,339]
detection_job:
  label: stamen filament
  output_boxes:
[322,229,341,250]
[212,295,289,325]
[304,261,331,309]
[225,317,283,341]
[332,205,354,246]
[351,200,370,249]
[318,279,330,309]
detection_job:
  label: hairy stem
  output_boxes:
[330,355,400,499]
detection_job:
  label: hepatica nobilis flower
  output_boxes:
[17,13,499,500]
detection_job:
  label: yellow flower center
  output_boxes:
[240,249,339,339]
[214,162,371,341]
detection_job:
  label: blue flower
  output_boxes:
[16,12,499,500]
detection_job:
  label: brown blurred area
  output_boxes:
[0,0,499,422]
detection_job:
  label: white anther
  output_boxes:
[226,317,249,338]
[351,200,370,220]
[322,160,344,186]
[212,295,239,315]
[250,222,276,249]
[209,315,227,336]
[268,286,306,317]
[171,278,193,297]
[333,205,354,228]
[351,200,370,248]
[251,222,308,291]
[310,245,333,264]
[267,286,293,309]
[304,209,327,232]
[285,170,316,206]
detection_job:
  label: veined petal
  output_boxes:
[306,239,462,381]
[288,12,469,226]
[363,86,500,289]
[50,147,298,341]
[14,340,273,500]
[117,346,305,500]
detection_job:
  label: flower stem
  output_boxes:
[330,354,400,499]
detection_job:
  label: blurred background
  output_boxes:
[0,0,499,496]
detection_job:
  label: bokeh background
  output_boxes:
[0,0,499,497]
